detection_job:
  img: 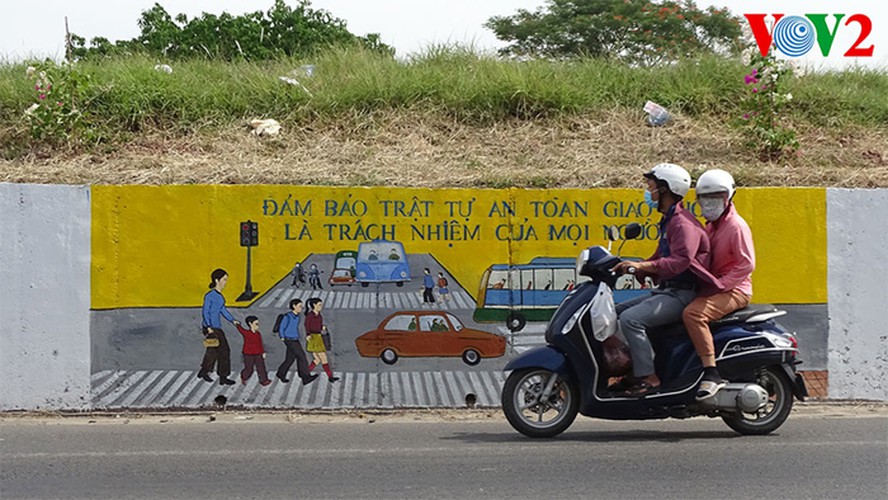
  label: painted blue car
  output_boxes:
[356,240,410,287]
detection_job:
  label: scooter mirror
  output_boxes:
[607,225,620,241]
[624,222,642,240]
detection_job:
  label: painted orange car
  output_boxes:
[355,311,506,366]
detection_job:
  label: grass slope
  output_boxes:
[1,48,886,186]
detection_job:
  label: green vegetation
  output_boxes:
[486,0,742,65]
[2,48,885,141]
[71,0,392,61]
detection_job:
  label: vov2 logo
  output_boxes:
[745,13,875,57]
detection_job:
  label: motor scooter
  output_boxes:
[502,223,808,438]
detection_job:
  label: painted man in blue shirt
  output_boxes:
[422,267,436,305]
[275,299,318,385]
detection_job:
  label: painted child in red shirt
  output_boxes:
[236,316,272,386]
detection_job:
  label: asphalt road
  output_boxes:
[2,413,885,499]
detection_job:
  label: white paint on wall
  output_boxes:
[0,183,91,410]
[827,189,888,401]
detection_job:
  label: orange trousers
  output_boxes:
[682,289,750,368]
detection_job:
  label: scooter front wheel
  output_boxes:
[502,368,579,438]
[721,366,793,436]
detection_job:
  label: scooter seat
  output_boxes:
[710,304,779,328]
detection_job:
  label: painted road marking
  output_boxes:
[90,369,510,409]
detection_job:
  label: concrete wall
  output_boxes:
[1,184,886,410]
[827,189,888,400]
[0,184,91,410]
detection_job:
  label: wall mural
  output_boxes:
[89,186,827,409]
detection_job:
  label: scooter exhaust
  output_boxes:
[697,383,769,413]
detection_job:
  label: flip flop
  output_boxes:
[607,376,638,392]
[696,379,727,400]
[623,381,660,397]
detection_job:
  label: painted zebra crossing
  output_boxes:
[497,324,547,353]
[255,288,475,311]
[90,369,507,409]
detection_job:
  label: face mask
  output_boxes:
[699,198,726,221]
[643,189,658,209]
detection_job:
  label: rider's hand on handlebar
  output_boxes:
[610,260,637,275]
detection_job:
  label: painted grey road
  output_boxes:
[2,415,885,499]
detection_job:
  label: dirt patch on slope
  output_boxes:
[2,110,886,187]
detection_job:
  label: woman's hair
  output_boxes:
[306,297,322,311]
[208,268,228,289]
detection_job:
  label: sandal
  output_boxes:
[623,381,660,397]
[607,376,638,393]
[696,379,727,400]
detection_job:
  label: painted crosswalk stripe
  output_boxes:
[91,371,127,402]
[100,370,151,407]
[367,372,380,407]
[353,372,366,407]
[331,292,344,309]
[258,289,282,308]
[155,372,199,407]
[261,375,289,407]
[90,369,512,409]
[384,372,398,407]
[90,370,114,385]
[433,371,452,406]
[421,372,438,406]
[150,370,192,407]
[410,293,420,309]
[131,370,180,408]
[327,373,343,409]
[184,378,218,407]
[410,372,426,407]
[94,370,141,406]
[297,377,314,407]
[470,371,495,406]
[479,371,502,405]
[454,370,475,405]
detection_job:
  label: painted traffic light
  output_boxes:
[240,220,258,247]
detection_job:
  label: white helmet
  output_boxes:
[695,169,735,200]
[644,163,691,198]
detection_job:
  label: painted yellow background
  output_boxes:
[91,186,826,309]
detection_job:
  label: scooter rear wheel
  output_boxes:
[502,368,579,438]
[721,366,793,435]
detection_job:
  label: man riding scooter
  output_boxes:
[683,169,756,400]
[610,163,717,396]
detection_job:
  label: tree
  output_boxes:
[485,0,742,65]
[72,0,393,60]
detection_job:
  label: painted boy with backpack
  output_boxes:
[274,299,318,385]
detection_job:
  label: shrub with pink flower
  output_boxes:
[23,61,90,144]
[741,49,798,160]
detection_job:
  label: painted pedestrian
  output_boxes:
[305,298,339,383]
[422,267,435,305]
[198,268,239,385]
[275,299,318,385]
[291,261,306,287]
[437,272,450,302]
[236,316,271,386]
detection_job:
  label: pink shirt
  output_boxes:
[701,204,755,297]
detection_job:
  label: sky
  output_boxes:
[0,0,884,70]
